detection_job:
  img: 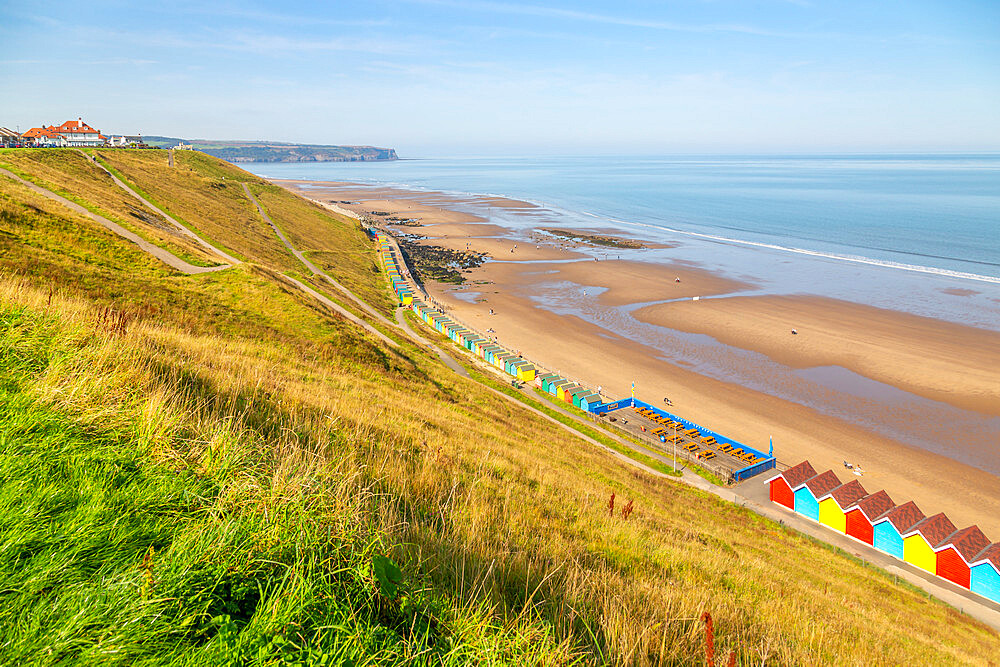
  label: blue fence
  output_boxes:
[607,398,776,482]
[590,397,634,415]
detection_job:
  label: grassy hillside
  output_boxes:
[0,149,997,665]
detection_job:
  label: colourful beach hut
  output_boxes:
[934,526,990,589]
[559,384,581,402]
[579,393,602,412]
[766,461,817,511]
[818,480,867,533]
[793,470,841,522]
[549,379,571,396]
[536,373,557,389]
[844,490,895,545]
[872,501,925,560]
[517,364,536,382]
[970,544,1000,604]
[570,388,589,408]
[902,513,956,574]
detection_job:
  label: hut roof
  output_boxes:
[904,513,957,545]
[849,490,895,521]
[876,501,925,533]
[804,470,841,498]
[935,526,990,563]
[827,480,867,508]
[781,460,817,489]
[972,543,1000,571]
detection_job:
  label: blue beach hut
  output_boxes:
[872,501,925,561]
[970,544,1000,603]
[793,470,840,522]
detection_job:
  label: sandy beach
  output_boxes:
[278,178,1000,538]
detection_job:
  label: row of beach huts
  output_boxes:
[375,232,608,412]
[768,461,1000,604]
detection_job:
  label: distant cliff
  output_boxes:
[141,136,398,163]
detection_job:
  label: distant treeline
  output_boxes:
[141,136,398,163]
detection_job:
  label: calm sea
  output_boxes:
[245,154,1000,329]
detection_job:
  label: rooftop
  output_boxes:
[936,526,991,562]
[877,501,925,533]
[906,513,957,546]
[804,470,841,498]
[850,489,895,521]
[828,479,867,508]
[781,460,817,489]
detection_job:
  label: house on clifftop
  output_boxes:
[23,118,106,147]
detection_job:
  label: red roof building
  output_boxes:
[22,119,106,147]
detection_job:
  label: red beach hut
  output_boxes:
[765,460,817,510]
[844,490,895,545]
[934,526,991,589]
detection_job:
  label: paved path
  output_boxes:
[279,275,398,348]
[242,184,400,330]
[0,167,229,275]
[79,151,241,265]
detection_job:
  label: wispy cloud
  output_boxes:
[405,0,788,36]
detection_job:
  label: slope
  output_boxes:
[0,148,997,665]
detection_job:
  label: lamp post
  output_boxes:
[673,420,678,473]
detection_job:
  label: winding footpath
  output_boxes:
[79,150,241,265]
[241,183,399,348]
[0,167,229,275]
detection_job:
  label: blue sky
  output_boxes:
[1,1,998,155]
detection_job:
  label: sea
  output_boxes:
[246,154,1000,330]
[245,155,1000,472]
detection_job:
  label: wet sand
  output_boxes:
[634,295,1000,417]
[273,177,1000,538]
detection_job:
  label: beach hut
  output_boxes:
[549,379,571,397]
[793,470,841,522]
[766,461,817,511]
[970,544,1000,604]
[570,388,589,408]
[559,384,581,402]
[536,373,557,389]
[934,526,990,589]
[902,513,956,574]
[844,490,895,545]
[818,480,867,533]
[517,364,536,382]
[872,501,925,560]
[579,393,602,412]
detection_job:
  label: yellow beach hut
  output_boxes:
[818,480,867,533]
[902,513,957,573]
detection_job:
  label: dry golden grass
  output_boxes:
[93,149,298,269]
[0,149,221,266]
[3,271,998,665]
[2,149,998,664]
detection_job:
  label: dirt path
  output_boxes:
[242,183,400,329]
[394,307,469,378]
[280,275,397,348]
[79,150,241,265]
[0,167,230,275]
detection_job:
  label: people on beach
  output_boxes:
[663,397,673,406]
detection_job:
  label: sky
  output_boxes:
[1,1,998,155]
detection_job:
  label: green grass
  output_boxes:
[0,306,565,665]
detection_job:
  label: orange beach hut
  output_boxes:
[935,526,991,589]
[766,461,817,510]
